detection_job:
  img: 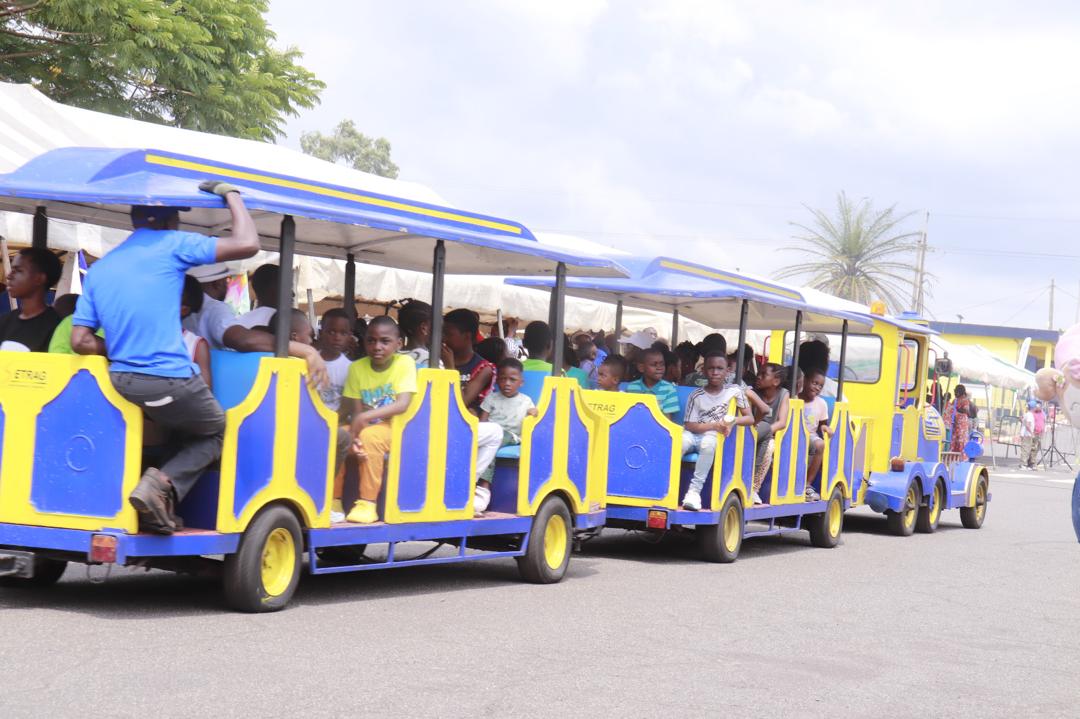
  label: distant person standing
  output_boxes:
[1020,399,1046,470]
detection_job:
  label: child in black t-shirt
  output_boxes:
[0,248,62,352]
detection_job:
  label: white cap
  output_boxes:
[187,263,231,283]
[618,330,656,350]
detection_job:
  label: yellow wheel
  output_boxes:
[809,488,844,548]
[224,506,303,612]
[961,474,989,529]
[701,493,743,563]
[917,480,944,533]
[518,496,573,583]
[261,528,297,598]
[543,513,569,571]
[886,483,920,537]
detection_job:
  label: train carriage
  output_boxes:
[0,147,625,610]
[509,257,876,561]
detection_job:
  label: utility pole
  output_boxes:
[1074,280,1079,324]
[911,211,930,315]
[1049,278,1055,331]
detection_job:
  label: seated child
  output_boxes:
[180,275,212,388]
[443,308,495,413]
[798,367,832,501]
[680,353,754,510]
[596,355,626,391]
[477,357,539,489]
[745,363,790,505]
[625,347,680,420]
[663,349,682,384]
[342,316,417,523]
[576,339,599,386]
[317,308,354,413]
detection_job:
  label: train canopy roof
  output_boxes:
[0,147,626,277]
[506,256,873,332]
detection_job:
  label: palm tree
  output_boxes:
[776,192,921,312]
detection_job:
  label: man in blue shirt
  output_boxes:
[71,181,261,534]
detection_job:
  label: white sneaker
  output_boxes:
[330,511,345,523]
[473,485,492,514]
[751,491,763,505]
[682,489,702,511]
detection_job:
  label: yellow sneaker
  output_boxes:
[346,500,378,524]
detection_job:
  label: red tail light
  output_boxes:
[646,510,667,530]
[90,534,118,564]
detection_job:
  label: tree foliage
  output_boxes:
[300,119,399,179]
[776,192,920,312]
[0,0,324,141]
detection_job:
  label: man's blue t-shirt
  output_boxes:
[73,228,218,377]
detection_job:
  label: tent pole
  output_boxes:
[429,240,446,362]
[274,215,296,358]
[671,308,679,347]
[735,300,748,385]
[790,311,803,393]
[343,252,356,322]
[614,298,624,356]
[837,320,849,402]
[0,236,15,311]
[32,206,47,250]
[986,383,996,468]
[550,262,566,376]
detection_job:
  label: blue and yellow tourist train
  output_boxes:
[0,146,989,611]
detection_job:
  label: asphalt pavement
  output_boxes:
[1,465,1078,718]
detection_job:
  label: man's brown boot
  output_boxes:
[129,468,176,535]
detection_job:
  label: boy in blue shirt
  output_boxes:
[71,182,265,534]
[625,347,680,420]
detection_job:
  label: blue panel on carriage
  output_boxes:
[443,396,473,512]
[496,444,521,459]
[521,371,548,404]
[527,403,557,504]
[606,403,673,500]
[489,463,520,514]
[295,383,330,513]
[210,350,269,410]
[775,422,794,498]
[31,370,125,518]
[567,397,589,500]
[232,374,277,519]
[177,470,220,530]
[398,392,432,513]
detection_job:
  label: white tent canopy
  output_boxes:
[932,336,1035,390]
[0,83,710,338]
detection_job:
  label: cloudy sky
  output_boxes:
[267,1,1079,331]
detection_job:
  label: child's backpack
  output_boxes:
[1034,409,1046,434]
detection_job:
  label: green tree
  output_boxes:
[300,119,399,178]
[776,192,920,312]
[0,0,324,141]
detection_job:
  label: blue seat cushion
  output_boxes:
[496,444,521,459]
[682,452,700,462]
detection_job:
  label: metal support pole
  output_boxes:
[274,215,296,358]
[343,252,356,322]
[614,298,624,356]
[735,300,749,385]
[836,320,849,402]
[32,206,47,250]
[550,262,567,375]
[671,308,680,347]
[429,240,446,362]
[789,311,803,393]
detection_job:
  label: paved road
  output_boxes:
[2,466,1078,718]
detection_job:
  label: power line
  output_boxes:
[1001,287,1049,326]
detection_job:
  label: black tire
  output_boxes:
[700,493,743,563]
[0,557,67,588]
[886,482,920,537]
[517,496,573,584]
[916,480,944,533]
[808,489,844,548]
[223,505,303,612]
[960,474,989,529]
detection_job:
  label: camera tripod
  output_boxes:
[1038,412,1072,470]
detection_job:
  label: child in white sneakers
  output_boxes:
[680,352,754,511]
